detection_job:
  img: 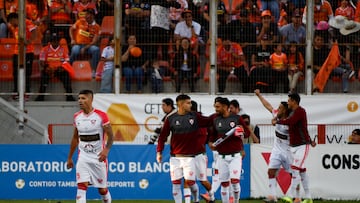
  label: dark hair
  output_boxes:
[288,41,300,65]
[191,100,198,112]
[241,114,250,121]
[214,96,223,103]
[288,92,301,104]
[79,89,94,97]
[353,129,360,135]
[162,98,174,108]
[216,97,230,106]
[230,99,240,109]
[280,101,291,115]
[7,13,18,22]
[176,94,191,102]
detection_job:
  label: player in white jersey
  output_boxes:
[255,89,293,203]
[67,89,114,203]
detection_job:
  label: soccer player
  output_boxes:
[156,94,212,203]
[66,89,114,203]
[209,97,259,203]
[184,100,215,203]
[255,89,293,202]
[273,92,316,203]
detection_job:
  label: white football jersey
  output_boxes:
[74,109,110,162]
[272,109,290,151]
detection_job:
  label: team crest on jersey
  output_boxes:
[91,119,96,125]
[189,118,194,125]
[229,121,236,128]
[175,120,180,126]
[218,122,222,128]
[98,178,103,183]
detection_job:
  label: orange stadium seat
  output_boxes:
[100,37,110,53]
[100,16,114,36]
[0,38,16,59]
[0,60,13,81]
[72,60,92,81]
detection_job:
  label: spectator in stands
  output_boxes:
[302,0,334,25]
[121,34,148,93]
[202,0,227,33]
[235,0,262,25]
[7,13,37,101]
[50,0,72,24]
[249,37,273,93]
[229,99,246,115]
[226,9,257,63]
[99,38,114,93]
[269,43,289,93]
[35,32,75,101]
[72,0,98,21]
[124,0,150,45]
[49,0,73,42]
[149,59,165,93]
[280,8,306,46]
[348,128,360,144]
[96,0,114,23]
[260,0,280,24]
[355,1,360,22]
[174,10,201,55]
[26,0,48,37]
[256,10,280,46]
[241,114,260,143]
[149,0,181,60]
[69,8,101,78]
[217,34,249,93]
[312,32,330,93]
[173,37,198,93]
[0,0,18,38]
[334,0,355,20]
[287,42,304,93]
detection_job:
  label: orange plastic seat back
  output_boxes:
[0,60,13,81]
[72,60,92,81]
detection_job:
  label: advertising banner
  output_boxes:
[251,144,360,200]
[0,144,251,200]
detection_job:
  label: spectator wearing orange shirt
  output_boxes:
[334,0,355,20]
[26,0,49,36]
[35,32,75,101]
[0,0,18,38]
[269,43,289,93]
[49,0,72,42]
[302,0,334,25]
[217,35,249,93]
[72,0,98,21]
[287,42,304,93]
[355,1,360,22]
[69,8,101,77]
[7,13,37,100]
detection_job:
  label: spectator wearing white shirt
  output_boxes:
[174,10,201,54]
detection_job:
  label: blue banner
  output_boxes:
[0,144,250,200]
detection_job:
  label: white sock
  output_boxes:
[290,170,301,198]
[172,183,182,203]
[211,172,220,194]
[231,182,240,201]
[76,189,86,203]
[301,172,311,199]
[220,185,230,203]
[183,188,191,203]
[190,183,199,202]
[101,190,111,203]
[269,178,277,198]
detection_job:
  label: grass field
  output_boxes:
[0,200,359,203]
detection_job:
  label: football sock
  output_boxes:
[220,185,230,203]
[76,189,86,203]
[211,171,220,194]
[172,183,182,203]
[269,178,277,199]
[290,170,301,198]
[183,187,191,203]
[301,172,311,199]
[101,190,112,203]
[190,182,199,202]
[231,182,240,201]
